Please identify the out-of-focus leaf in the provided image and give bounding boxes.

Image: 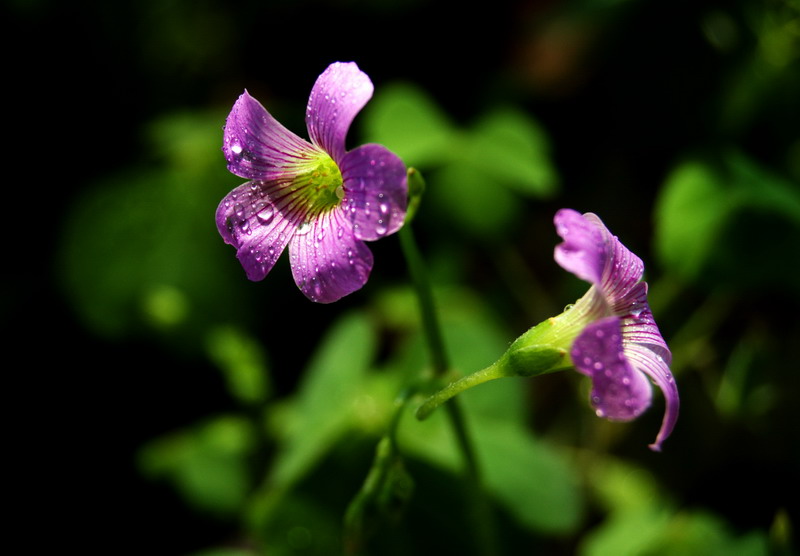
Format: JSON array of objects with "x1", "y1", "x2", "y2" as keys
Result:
[
  {"x1": 467, "y1": 108, "x2": 558, "y2": 197},
  {"x1": 361, "y1": 82, "x2": 456, "y2": 168},
  {"x1": 581, "y1": 457, "x2": 770, "y2": 556},
  {"x1": 654, "y1": 160, "x2": 732, "y2": 281},
  {"x1": 363, "y1": 82, "x2": 559, "y2": 239},
  {"x1": 206, "y1": 325, "x2": 271, "y2": 404},
  {"x1": 138, "y1": 415, "x2": 256, "y2": 516},
  {"x1": 475, "y1": 419, "x2": 583, "y2": 533},
  {"x1": 654, "y1": 151, "x2": 800, "y2": 295},
  {"x1": 430, "y1": 163, "x2": 523, "y2": 239},
  {"x1": 58, "y1": 110, "x2": 247, "y2": 342},
  {"x1": 251, "y1": 311, "x2": 379, "y2": 526},
  {"x1": 580, "y1": 508, "x2": 769, "y2": 556}
]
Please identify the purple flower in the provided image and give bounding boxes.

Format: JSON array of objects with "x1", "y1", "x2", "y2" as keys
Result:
[
  {"x1": 554, "y1": 209, "x2": 679, "y2": 451},
  {"x1": 217, "y1": 62, "x2": 407, "y2": 303}
]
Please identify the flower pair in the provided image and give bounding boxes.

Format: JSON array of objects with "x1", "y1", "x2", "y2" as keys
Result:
[{"x1": 216, "y1": 63, "x2": 678, "y2": 449}]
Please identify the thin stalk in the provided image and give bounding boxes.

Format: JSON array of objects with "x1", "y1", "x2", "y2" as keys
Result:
[{"x1": 398, "y1": 225, "x2": 499, "y2": 556}]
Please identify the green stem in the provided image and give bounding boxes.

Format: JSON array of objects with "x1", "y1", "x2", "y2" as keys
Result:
[
  {"x1": 344, "y1": 387, "x2": 415, "y2": 555},
  {"x1": 397, "y1": 226, "x2": 448, "y2": 375},
  {"x1": 398, "y1": 225, "x2": 499, "y2": 556},
  {"x1": 416, "y1": 362, "x2": 505, "y2": 419}
]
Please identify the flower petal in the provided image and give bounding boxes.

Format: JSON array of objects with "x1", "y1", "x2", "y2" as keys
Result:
[
  {"x1": 224, "y1": 90, "x2": 320, "y2": 180},
  {"x1": 624, "y1": 342, "x2": 679, "y2": 452},
  {"x1": 588, "y1": 212, "x2": 644, "y2": 307},
  {"x1": 340, "y1": 144, "x2": 408, "y2": 241},
  {"x1": 216, "y1": 180, "x2": 301, "y2": 281},
  {"x1": 619, "y1": 284, "x2": 672, "y2": 364},
  {"x1": 306, "y1": 62, "x2": 374, "y2": 162},
  {"x1": 572, "y1": 317, "x2": 653, "y2": 422},
  {"x1": 288, "y1": 209, "x2": 373, "y2": 303},
  {"x1": 554, "y1": 209, "x2": 606, "y2": 285},
  {"x1": 555, "y1": 210, "x2": 645, "y2": 306}
]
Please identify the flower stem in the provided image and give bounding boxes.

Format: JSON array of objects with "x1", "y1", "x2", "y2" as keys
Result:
[
  {"x1": 398, "y1": 224, "x2": 499, "y2": 556},
  {"x1": 416, "y1": 362, "x2": 505, "y2": 419}
]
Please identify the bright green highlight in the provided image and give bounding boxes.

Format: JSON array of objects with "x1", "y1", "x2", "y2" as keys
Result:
[{"x1": 291, "y1": 153, "x2": 344, "y2": 216}]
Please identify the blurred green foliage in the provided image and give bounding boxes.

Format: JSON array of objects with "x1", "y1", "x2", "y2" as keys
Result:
[
  {"x1": 38, "y1": 0, "x2": 800, "y2": 554},
  {"x1": 363, "y1": 82, "x2": 558, "y2": 238}
]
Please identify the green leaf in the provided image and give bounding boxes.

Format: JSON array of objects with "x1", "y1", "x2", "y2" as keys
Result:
[
  {"x1": 654, "y1": 160, "x2": 732, "y2": 281},
  {"x1": 264, "y1": 311, "x2": 378, "y2": 496},
  {"x1": 654, "y1": 151, "x2": 800, "y2": 295},
  {"x1": 474, "y1": 419, "x2": 583, "y2": 533},
  {"x1": 58, "y1": 110, "x2": 247, "y2": 343},
  {"x1": 138, "y1": 415, "x2": 256, "y2": 516},
  {"x1": 466, "y1": 107, "x2": 559, "y2": 197},
  {"x1": 429, "y1": 163, "x2": 523, "y2": 238},
  {"x1": 361, "y1": 82, "x2": 456, "y2": 168},
  {"x1": 206, "y1": 325, "x2": 271, "y2": 404}
]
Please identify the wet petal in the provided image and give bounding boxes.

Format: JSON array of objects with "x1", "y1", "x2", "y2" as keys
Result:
[
  {"x1": 216, "y1": 180, "x2": 303, "y2": 281},
  {"x1": 288, "y1": 209, "x2": 373, "y2": 303},
  {"x1": 554, "y1": 209, "x2": 606, "y2": 286},
  {"x1": 624, "y1": 342, "x2": 679, "y2": 452},
  {"x1": 620, "y1": 304, "x2": 672, "y2": 365},
  {"x1": 224, "y1": 90, "x2": 320, "y2": 180},
  {"x1": 572, "y1": 317, "x2": 653, "y2": 422},
  {"x1": 306, "y1": 62, "x2": 374, "y2": 162},
  {"x1": 340, "y1": 144, "x2": 408, "y2": 241},
  {"x1": 587, "y1": 212, "x2": 644, "y2": 306}
]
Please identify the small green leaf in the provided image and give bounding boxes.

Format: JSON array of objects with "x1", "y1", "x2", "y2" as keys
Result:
[
  {"x1": 361, "y1": 82, "x2": 455, "y2": 167},
  {"x1": 430, "y1": 163, "x2": 523, "y2": 238},
  {"x1": 206, "y1": 325, "x2": 271, "y2": 404},
  {"x1": 655, "y1": 151, "x2": 800, "y2": 294},
  {"x1": 654, "y1": 160, "x2": 732, "y2": 281},
  {"x1": 267, "y1": 311, "x2": 378, "y2": 490},
  {"x1": 466, "y1": 108, "x2": 559, "y2": 197},
  {"x1": 138, "y1": 415, "x2": 256, "y2": 516}
]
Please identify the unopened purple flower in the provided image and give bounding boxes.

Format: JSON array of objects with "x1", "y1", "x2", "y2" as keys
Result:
[
  {"x1": 217, "y1": 62, "x2": 407, "y2": 303},
  {"x1": 554, "y1": 209, "x2": 679, "y2": 451}
]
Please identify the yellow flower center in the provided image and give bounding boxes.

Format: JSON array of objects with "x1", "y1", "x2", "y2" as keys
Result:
[{"x1": 291, "y1": 152, "x2": 345, "y2": 217}]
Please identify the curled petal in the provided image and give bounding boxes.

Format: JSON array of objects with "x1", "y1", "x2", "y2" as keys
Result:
[
  {"x1": 555, "y1": 210, "x2": 644, "y2": 306},
  {"x1": 588, "y1": 212, "x2": 644, "y2": 307},
  {"x1": 224, "y1": 91, "x2": 319, "y2": 181},
  {"x1": 572, "y1": 317, "x2": 653, "y2": 422},
  {"x1": 306, "y1": 62, "x2": 374, "y2": 162},
  {"x1": 216, "y1": 180, "x2": 301, "y2": 281},
  {"x1": 624, "y1": 343, "x2": 679, "y2": 452},
  {"x1": 340, "y1": 144, "x2": 408, "y2": 241},
  {"x1": 288, "y1": 209, "x2": 373, "y2": 303},
  {"x1": 620, "y1": 304, "x2": 673, "y2": 367},
  {"x1": 554, "y1": 209, "x2": 606, "y2": 285}
]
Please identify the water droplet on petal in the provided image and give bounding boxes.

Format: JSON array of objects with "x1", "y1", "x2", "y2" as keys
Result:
[
  {"x1": 593, "y1": 361, "x2": 604, "y2": 371},
  {"x1": 297, "y1": 221, "x2": 311, "y2": 235},
  {"x1": 376, "y1": 220, "x2": 387, "y2": 236},
  {"x1": 256, "y1": 204, "x2": 274, "y2": 224}
]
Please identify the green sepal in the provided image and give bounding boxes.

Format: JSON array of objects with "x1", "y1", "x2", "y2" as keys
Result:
[
  {"x1": 404, "y1": 167, "x2": 426, "y2": 224},
  {"x1": 504, "y1": 344, "x2": 569, "y2": 377}
]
